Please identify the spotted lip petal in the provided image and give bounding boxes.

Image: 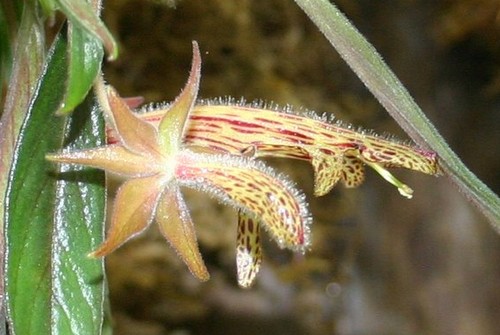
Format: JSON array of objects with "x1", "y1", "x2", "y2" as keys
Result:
[
  {"x1": 185, "y1": 104, "x2": 440, "y2": 196},
  {"x1": 236, "y1": 212, "x2": 262, "y2": 288},
  {"x1": 176, "y1": 151, "x2": 311, "y2": 252},
  {"x1": 310, "y1": 151, "x2": 342, "y2": 196}
]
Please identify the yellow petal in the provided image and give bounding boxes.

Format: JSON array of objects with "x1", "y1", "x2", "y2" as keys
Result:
[
  {"x1": 236, "y1": 212, "x2": 262, "y2": 288},
  {"x1": 95, "y1": 76, "x2": 161, "y2": 156},
  {"x1": 155, "y1": 186, "x2": 209, "y2": 281},
  {"x1": 358, "y1": 140, "x2": 439, "y2": 175},
  {"x1": 90, "y1": 175, "x2": 163, "y2": 257},
  {"x1": 158, "y1": 41, "x2": 201, "y2": 153},
  {"x1": 177, "y1": 151, "x2": 311, "y2": 252},
  {"x1": 133, "y1": 103, "x2": 440, "y2": 196},
  {"x1": 46, "y1": 145, "x2": 160, "y2": 177}
]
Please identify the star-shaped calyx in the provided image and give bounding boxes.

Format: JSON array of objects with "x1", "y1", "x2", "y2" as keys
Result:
[{"x1": 47, "y1": 42, "x2": 311, "y2": 285}]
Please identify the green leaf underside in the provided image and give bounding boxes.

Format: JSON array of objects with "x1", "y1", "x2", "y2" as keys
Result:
[
  {"x1": 5, "y1": 27, "x2": 107, "y2": 335},
  {"x1": 57, "y1": 22, "x2": 103, "y2": 115},
  {"x1": 56, "y1": 0, "x2": 118, "y2": 60}
]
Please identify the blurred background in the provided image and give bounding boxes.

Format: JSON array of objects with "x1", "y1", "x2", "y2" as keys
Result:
[{"x1": 101, "y1": 1, "x2": 500, "y2": 334}]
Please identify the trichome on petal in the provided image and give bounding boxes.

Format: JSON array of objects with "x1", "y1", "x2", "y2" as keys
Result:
[{"x1": 113, "y1": 99, "x2": 440, "y2": 198}]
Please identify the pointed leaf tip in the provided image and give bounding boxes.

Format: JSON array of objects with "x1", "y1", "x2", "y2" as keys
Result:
[{"x1": 57, "y1": 0, "x2": 118, "y2": 60}]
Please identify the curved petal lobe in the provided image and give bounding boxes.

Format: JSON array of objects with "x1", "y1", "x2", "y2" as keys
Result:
[
  {"x1": 311, "y1": 153, "x2": 342, "y2": 196},
  {"x1": 340, "y1": 154, "x2": 365, "y2": 188},
  {"x1": 177, "y1": 152, "x2": 311, "y2": 252}
]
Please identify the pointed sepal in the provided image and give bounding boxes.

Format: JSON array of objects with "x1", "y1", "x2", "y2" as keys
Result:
[
  {"x1": 46, "y1": 145, "x2": 160, "y2": 177},
  {"x1": 156, "y1": 186, "x2": 209, "y2": 281},
  {"x1": 94, "y1": 76, "x2": 160, "y2": 156},
  {"x1": 90, "y1": 175, "x2": 163, "y2": 257},
  {"x1": 158, "y1": 41, "x2": 201, "y2": 153}
]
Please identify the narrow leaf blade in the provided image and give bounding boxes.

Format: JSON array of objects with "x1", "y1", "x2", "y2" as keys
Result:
[{"x1": 294, "y1": 0, "x2": 500, "y2": 226}]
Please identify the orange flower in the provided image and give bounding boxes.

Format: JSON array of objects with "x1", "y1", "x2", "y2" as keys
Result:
[{"x1": 47, "y1": 42, "x2": 311, "y2": 286}]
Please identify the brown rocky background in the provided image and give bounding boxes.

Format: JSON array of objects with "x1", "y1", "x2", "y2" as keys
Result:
[{"x1": 101, "y1": 1, "x2": 500, "y2": 334}]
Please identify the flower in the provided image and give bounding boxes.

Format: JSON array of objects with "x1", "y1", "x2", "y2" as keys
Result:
[
  {"x1": 47, "y1": 42, "x2": 311, "y2": 286},
  {"x1": 113, "y1": 100, "x2": 440, "y2": 200}
]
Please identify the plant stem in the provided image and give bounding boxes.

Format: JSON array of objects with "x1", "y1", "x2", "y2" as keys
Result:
[{"x1": 293, "y1": 0, "x2": 500, "y2": 228}]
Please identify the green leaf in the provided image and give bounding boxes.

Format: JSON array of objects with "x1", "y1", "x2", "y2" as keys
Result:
[
  {"x1": 56, "y1": 22, "x2": 104, "y2": 115},
  {"x1": 56, "y1": 0, "x2": 118, "y2": 60},
  {"x1": 5, "y1": 27, "x2": 108, "y2": 334},
  {"x1": 51, "y1": 94, "x2": 107, "y2": 334},
  {"x1": 0, "y1": 0, "x2": 45, "y2": 318}
]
